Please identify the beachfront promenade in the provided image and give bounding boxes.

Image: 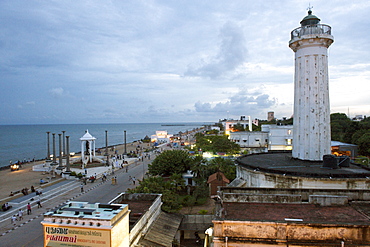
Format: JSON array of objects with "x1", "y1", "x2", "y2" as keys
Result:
[{"x1": 0, "y1": 143, "x2": 170, "y2": 247}]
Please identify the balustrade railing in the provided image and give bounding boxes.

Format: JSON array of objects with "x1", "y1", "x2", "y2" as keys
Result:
[{"x1": 290, "y1": 24, "x2": 332, "y2": 40}]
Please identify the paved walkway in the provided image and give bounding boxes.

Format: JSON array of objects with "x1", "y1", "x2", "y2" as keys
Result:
[{"x1": 0, "y1": 146, "x2": 168, "y2": 246}]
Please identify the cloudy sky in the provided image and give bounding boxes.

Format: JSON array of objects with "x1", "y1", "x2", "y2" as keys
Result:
[{"x1": 1, "y1": 0, "x2": 369, "y2": 125}]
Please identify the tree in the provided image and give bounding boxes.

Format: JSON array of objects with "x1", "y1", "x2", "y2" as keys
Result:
[
  {"x1": 195, "y1": 135, "x2": 240, "y2": 154},
  {"x1": 357, "y1": 132, "x2": 370, "y2": 156},
  {"x1": 232, "y1": 123, "x2": 245, "y2": 132},
  {"x1": 330, "y1": 113, "x2": 351, "y2": 142},
  {"x1": 206, "y1": 157, "x2": 236, "y2": 181},
  {"x1": 148, "y1": 150, "x2": 193, "y2": 176},
  {"x1": 127, "y1": 174, "x2": 186, "y2": 213}
]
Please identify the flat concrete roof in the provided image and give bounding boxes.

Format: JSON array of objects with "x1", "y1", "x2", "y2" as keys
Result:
[
  {"x1": 223, "y1": 202, "x2": 370, "y2": 224},
  {"x1": 44, "y1": 201, "x2": 127, "y2": 220},
  {"x1": 236, "y1": 152, "x2": 370, "y2": 178}
]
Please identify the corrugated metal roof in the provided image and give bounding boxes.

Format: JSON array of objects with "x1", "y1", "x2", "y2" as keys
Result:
[{"x1": 139, "y1": 212, "x2": 182, "y2": 247}]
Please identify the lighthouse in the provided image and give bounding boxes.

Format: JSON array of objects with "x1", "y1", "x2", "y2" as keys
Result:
[{"x1": 289, "y1": 9, "x2": 334, "y2": 161}]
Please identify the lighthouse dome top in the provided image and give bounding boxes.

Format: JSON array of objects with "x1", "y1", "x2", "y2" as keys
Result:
[
  {"x1": 300, "y1": 10, "x2": 321, "y2": 26},
  {"x1": 80, "y1": 130, "x2": 96, "y2": 141}
]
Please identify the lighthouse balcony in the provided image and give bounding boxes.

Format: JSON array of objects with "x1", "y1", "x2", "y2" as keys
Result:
[{"x1": 290, "y1": 24, "x2": 331, "y2": 40}]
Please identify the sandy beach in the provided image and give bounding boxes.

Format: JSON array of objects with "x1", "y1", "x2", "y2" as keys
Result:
[{"x1": 0, "y1": 141, "x2": 154, "y2": 204}]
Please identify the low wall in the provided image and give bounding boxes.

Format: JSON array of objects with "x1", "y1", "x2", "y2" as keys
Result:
[
  {"x1": 223, "y1": 193, "x2": 302, "y2": 203},
  {"x1": 212, "y1": 220, "x2": 370, "y2": 246},
  {"x1": 236, "y1": 165, "x2": 370, "y2": 190},
  {"x1": 220, "y1": 187, "x2": 370, "y2": 202}
]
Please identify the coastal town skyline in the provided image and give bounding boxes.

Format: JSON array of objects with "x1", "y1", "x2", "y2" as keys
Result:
[{"x1": 1, "y1": 1, "x2": 370, "y2": 125}]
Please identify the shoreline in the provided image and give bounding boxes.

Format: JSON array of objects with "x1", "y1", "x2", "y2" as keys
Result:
[
  {"x1": 0, "y1": 140, "x2": 154, "y2": 201},
  {"x1": 0, "y1": 140, "x2": 148, "y2": 171}
]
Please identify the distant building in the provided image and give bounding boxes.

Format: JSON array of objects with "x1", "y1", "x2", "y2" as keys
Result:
[
  {"x1": 267, "y1": 111, "x2": 275, "y2": 121},
  {"x1": 262, "y1": 125, "x2": 293, "y2": 151},
  {"x1": 353, "y1": 115, "x2": 364, "y2": 121},
  {"x1": 229, "y1": 125, "x2": 293, "y2": 153},
  {"x1": 151, "y1": 131, "x2": 172, "y2": 143},
  {"x1": 219, "y1": 116, "x2": 253, "y2": 135},
  {"x1": 207, "y1": 172, "x2": 229, "y2": 196},
  {"x1": 229, "y1": 131, "x2": 268, "y2": 153}
]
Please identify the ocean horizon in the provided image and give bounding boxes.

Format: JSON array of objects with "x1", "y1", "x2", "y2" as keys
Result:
[{"x1": 0, "y1": 122, "x2": 210, "y2": 168}]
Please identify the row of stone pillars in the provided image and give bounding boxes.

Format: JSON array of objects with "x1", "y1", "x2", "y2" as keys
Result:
[
  {"x1": 46, "y1": 130, "x2": 128, "y2": 172},
  {"x1": 46, "y1": 131, "x2": 70, "y2": 173},
  {"x1": 104, "y1": 130, "x2": 128, "y2": 167}
]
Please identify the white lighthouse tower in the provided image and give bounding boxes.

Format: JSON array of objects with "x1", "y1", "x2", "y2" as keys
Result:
[{"x1": 289, "y1": 9, "x2": 334, "y2": 161}]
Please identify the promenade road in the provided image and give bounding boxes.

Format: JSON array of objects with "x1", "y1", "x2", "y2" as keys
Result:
[{"x1": 0, "y1": 149, "x2": 158, "y2": 247}]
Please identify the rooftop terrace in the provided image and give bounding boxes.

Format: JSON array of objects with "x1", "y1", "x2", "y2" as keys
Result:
[{"x1": 236, "y1": 152, "x2": 370, "y2": 178}]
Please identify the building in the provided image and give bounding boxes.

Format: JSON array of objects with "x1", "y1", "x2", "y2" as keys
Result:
[
  {"x1": 150, "y1": 131, "x2": 173, "y2": 143},
  {"x1": 222, "y1": 11, "x2": 370, "y2": 245},
  {"x1": 41, "y1": 201, "x2": 130, "y2": 247},
  {"x1": 220, "y1": 116, "x2": 253, "y2": 135},
  {"x1": 267, "y1": 111, "x2": 275, "y2": 121},
  {"x1": 262, "y1": 125, "x2": 293, "y2": 151},
  {"x1": 212, "y1": 187, "x2": 370, "y2": 246},
  {"x1": 41, "y1": 194, "x2": 184, "y2": 247},
  {"x1": 207, "y1": 172, "x2": 229, "y2": 196},
  {"x1": 229, "y1": 131, "x2": 268, "y2": 153},
  {"x1": 289, "y1": 9, "x2": 334, "y2": 161},
  {"x1": 234, "y1": 152, "x2": 370, "y2": 189},
  {"x1": 229, "y1": 125, "x2": 293, "y2": 153}
]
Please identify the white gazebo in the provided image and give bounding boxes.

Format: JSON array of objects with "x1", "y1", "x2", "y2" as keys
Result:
[{"x1": 80, "y1": 130, "x2": 96, "y2": 165}]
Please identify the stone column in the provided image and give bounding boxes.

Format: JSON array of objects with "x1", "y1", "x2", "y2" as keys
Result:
[
  {"x1": 62, "y1": 131, "x2": 66, "y2": 157},
  {"x1": 51, "y1": 133, "x2": 58, "y2": 165},
  {"x1": 65, "y1": 136, "x2": 71, "y2": 172},
  {"x1": 105, "y1": 130, "x2": 109, "y2": 167},
  {"x1": 89, "y1": 140, "x2": 92, "y2": 163},
  {"x1": 124, "y1": 130, "x2": 127, "y2": 155},
  {"x1": 58, "y1": 133, "x2": 63, "y2": 169},
  {"x1": 46, "y1": 131, "x2": 50, "y2": 160}
]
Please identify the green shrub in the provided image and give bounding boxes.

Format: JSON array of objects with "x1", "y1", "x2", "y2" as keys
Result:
[{"x1": 198, "y1": 209, "x2": 208, "y2": 215}]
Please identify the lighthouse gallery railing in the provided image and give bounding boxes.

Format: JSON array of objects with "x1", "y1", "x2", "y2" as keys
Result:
[{"x1": 290, "y1": 24, "x2": 332, "y2": 40}]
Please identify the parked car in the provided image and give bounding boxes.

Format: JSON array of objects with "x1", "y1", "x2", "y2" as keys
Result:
[{"x1": 10, "y1": 164, "x2": 19, "y2": 171}]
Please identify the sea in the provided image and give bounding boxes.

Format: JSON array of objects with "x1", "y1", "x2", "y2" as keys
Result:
[{"x1": 0, "y1": 122, "x2": 209, "y2": 168}]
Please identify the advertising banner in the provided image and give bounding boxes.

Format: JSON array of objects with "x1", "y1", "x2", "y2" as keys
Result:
[{"x1": 44, "y1": 225, "x2": 111, "y2": 247}]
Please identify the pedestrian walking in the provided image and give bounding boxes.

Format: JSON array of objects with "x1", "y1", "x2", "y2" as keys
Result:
[
  {"x1": 37, "y1": 198, "x2": 42, "y2": 208},
  {"x1": 132, "y1": 177, "x2": 136, "y2": 185},
  {"x1": 18, "y1": 209, "x2": 24, "y2": 221},
  {"x1": 11, "y1": 215, "x2": 17, "y2": 226},
  {"x1": 27, "y1": 203, "x2": 31, "y2": 215},
  {"x1": 80, "y1": 183, "x2": 84, "y2": 193}
]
